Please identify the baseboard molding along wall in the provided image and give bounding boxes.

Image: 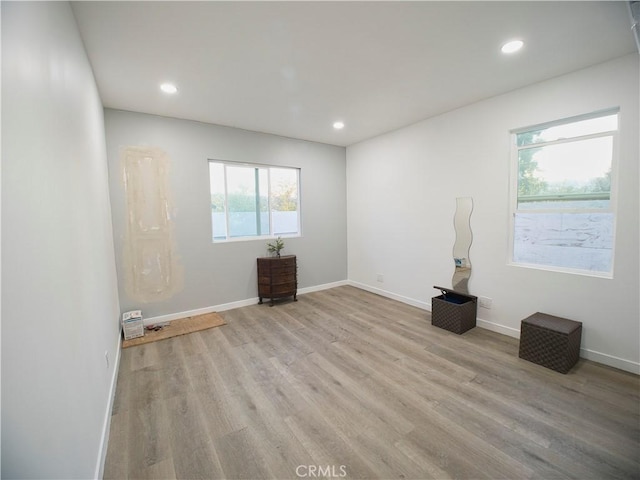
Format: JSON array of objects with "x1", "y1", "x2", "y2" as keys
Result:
[
  {"x1": 297, "y1": 279, "x2": 350, "y2": 295},
  {"x1": 143, "y1": 280, "x2": 351, "y2": 326},
  {"x1": 347, "y1": 280, "x2": 431, "y2": 310},
  {"x1": 95, "y1": 331, "x2": 123, "y2": 480},
  {"x1": 579, "y1": 349, "x2": 640, "y2": 375}
]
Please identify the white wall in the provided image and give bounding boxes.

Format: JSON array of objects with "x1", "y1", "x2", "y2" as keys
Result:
[
  {"x1": 104, "y1": 110, "x2": 347, "y2": 319},
  {"x1": 1, "y1": 3, "x2": 121, "y2": 478},
  {"x1": 347, "y1": 54, "x2": 639, "y2": 373}
]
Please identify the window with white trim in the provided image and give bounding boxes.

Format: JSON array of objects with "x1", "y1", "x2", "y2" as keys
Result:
[
  {"x1": 510, "y1": 110, "x2": 618, "y2": 276},
  {"x1": 209, "y1": 160, "x2": 300, "y2": 242}
]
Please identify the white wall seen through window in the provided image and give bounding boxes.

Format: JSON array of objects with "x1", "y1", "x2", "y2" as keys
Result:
[
  {"x1": 510, "y1": 110, "x2": 619, "y2": 276},
  {"x1": 209, "y1": 160, "x2": 301, "y2": 241}
]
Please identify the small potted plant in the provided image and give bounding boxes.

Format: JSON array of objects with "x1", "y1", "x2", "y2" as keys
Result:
[{"x1": 267, "y1": 236, "x2": 285, "y2": 257}]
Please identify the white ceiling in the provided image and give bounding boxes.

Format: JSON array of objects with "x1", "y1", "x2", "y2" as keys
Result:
[{"x1": 71, "y1": 1, "x2": 637, "y2": 147}]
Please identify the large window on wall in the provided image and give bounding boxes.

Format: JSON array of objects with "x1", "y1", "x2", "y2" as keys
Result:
[
  {"x1": 510, "y1": 110, "x2": 618, "y2": 276},
  {"x1": 209, "y1": 160, "x2": 300, "y2": 242}
]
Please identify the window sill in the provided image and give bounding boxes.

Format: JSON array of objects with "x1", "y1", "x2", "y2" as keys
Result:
[{"x1": 507, "y1": 261, "x2": 613, "y2": 279}]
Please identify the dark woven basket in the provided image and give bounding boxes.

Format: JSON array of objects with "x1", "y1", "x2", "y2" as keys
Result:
[
  {"x1": 431, "y1": 290, "x2": 477, "y2": 334},
  {"x1": 518, "y1": 313, "x2": 582, "y2": 374}
]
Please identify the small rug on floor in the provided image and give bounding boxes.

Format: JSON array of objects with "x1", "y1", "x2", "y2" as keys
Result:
[{"x1": 122, "y1": 312, "x2": 226, "y2": 348}]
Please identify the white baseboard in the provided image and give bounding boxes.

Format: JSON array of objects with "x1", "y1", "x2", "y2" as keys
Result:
[
  {"x1": 143, "y1": 280, "x2": 351, "y2": 326},
  {"x1": 142, "y1": 299, "x2": 253, "y2": 325},
  {"x1": 298, "y1": 279, "x2": 350, "y2": 295},
  {"x1": 347, "y1": 280, "x2": 430, "y2": 310},
  {"x1": 579, "y1": 349, "x2": 640, "y2": 374},
  {"x1": 95, "y1": 331, "x2": 122, "y2": 480},
  {"x1": 476, "y1": 317, "x2": 521, "y2": 338}
]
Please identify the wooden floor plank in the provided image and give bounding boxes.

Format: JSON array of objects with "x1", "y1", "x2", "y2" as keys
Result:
[
  {"x1": 284, "y1": 408, "x2": 378, "y2": 479},
  {"x1": 104, "y1": 285, "x2": 640, "y2": 479},
  {"x1": 165, "y1": 393, "x2": 225, "y2": 479},
  {"x1": 215, "y1": 428, "x2": 273, "y2": 480}
]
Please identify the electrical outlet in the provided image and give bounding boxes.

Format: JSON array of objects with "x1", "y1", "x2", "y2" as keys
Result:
[
  {"x1": 479, "y1": 296, "x2": 492, "y2": 309},
  {"x1": 376, "y1": 274, "x2": 384, "y2": 283},
  {"x1": 105, "y1": 350, "x2": 109, "y2": 369}
]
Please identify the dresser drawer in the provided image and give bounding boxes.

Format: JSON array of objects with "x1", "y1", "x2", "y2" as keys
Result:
[
  {"x1": 270, "y1": 282, "x2": 296, "y2": 296},
  {"x1": 269, "y1": 265, "x2": 296, "y2": 276},
  {"x1": 258, "y1": 257, "x2": 296, "y2": 272}
]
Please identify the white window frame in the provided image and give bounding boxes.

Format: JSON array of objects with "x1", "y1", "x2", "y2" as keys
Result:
[
  {"x1": 508, "y1": 109, "x2": 620, "y2": 278},
  {"x1": 209, "y1": 159, "x2": 302, "y2": 243}
]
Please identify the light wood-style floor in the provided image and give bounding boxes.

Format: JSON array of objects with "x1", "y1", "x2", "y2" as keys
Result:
[{"x1": 104, "y1": 286, "x2": 640, "y2": 479}]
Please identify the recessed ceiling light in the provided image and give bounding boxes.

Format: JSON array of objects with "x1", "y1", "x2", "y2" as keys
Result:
[
  {"x1": 501, "y1": 40, "x2": 524, "y2": 54},
  {"x1": 333, "y1": 121, "x2": 345, "y2": 130},
  {"x1": 160, "y1": 83, "x2": 178, "y2": 94}
]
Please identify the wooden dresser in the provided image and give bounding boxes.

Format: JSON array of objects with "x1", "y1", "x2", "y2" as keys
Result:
[{"x1": 257, "y1": 255, "x2": 297, "y2": 306}]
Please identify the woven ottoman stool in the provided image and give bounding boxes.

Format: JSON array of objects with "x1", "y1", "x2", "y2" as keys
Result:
[
  {"x1": 431, "y1": 286, "x2": 478, "y2": 334},
  {"x1": 518, "y1": 312, "x2": 582, "y2": 374}
]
